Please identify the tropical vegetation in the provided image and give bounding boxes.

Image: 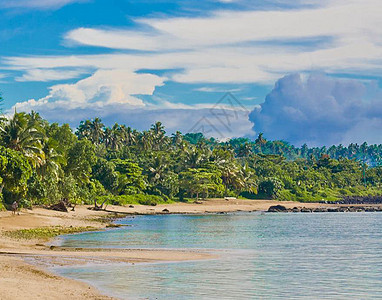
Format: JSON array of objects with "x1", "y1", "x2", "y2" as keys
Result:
[{"x1": 1, "y1": 108, "x2": 382, "y2": 209}]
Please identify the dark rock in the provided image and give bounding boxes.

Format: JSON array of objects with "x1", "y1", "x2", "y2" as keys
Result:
[
  {"x1": 328, "y1": 208, "x2": 340, "y2": 212},
  {"x1": 301, "y1": 208, "x2": 312, "y2": 213},
  {"x1": 268, "y1": 205, "x2": 287, "y2": 212},
  {"x1": 49, "y1": 201, "x2": 68, "y2": 212},
  {"x1": 365, "y1": 207, "x2": 376, "y2": 212},
  {"x1": 162, "y1": 208, "x2": 169, "y2": 213},
  {"x1": 129, "y1": 205, "x2": 134, "y2": 208},
  {"x1": 313, "y1": 207, "x2": 327, "y2": 212}
]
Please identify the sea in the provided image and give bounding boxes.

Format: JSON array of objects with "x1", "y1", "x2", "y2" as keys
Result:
[{"x1": 55, "y1": 212, "x2": 382, "y2": 299}]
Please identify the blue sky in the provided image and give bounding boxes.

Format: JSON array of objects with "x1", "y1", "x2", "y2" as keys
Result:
[{"x1": 1, "y1": 0, "x2": 382, "y2": 145}]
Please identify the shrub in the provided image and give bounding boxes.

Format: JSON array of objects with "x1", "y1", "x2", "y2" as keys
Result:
[{"x1": 258, "y1": 177, "x2": 284, "y2": 199}]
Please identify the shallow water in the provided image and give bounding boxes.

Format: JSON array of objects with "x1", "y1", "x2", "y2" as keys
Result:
[{"x1": 57, "y1": 212, "x2": 382, "y2": 299}]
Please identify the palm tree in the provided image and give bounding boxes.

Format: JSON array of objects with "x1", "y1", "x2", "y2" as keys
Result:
[
  {"x1": 104, "y1": 123, "x2": 122, "y2": 151},
  {"x1": 150, "y1": 121, "x2": 167, "y2": 150},
  {"x1": 120, "y1": 125, "x2": 136, "y2": 146},
  {"x1": 0, "y1": 112, "x2": 44, "y2": 167},
  {"x1": 38, "y1": 139, "x2": 62, "y2": 180},
  {"x1": 138, "y1": 131, "x2": 153, "y2": 151},
  {"x1": 237, "y1": 143, "x2": 252, "y2": 157},
  {"x1": 255, "y1": 133, "x2": 266, "y2": 153},
  {"x1": 185, "y1": 148, "x2": 205, "y2": 168},
  {"x1": 89, "y1": 118, "x2": 105, "y2": 145},
  {"x1": 148, "y1": 155, "x2": 168, "y2": 184},
  {"x1": 171, "y1": 131, "x2": 183, "y2": 146}
]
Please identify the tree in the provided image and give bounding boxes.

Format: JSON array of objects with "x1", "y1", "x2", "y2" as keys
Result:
[
  {"x1": 180, "y1": 168, "x2": 224, "y2": 199},
  {"x1": 66, "y1": 139, "x2": 96, "y2": 182},
  {"x1": 0, "y1": 112, "x2": 44, "y2": 167},
  {"x1": 0, "y1": 146, "x2": 32, "y2": 204},
  {"x1": 113, "y1": 159, "x2": 146, "y2": 194}
]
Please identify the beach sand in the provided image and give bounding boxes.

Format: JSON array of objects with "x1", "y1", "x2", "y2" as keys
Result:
[{"x1": 0, "y1": 199, "x2": 357, "y2": 299}]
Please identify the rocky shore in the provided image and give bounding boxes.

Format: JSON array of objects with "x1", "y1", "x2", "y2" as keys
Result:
[
  {"x1": 320, "y1": 195, "x2": 382, "y2": 205},
  {"x1": 268, "y1": 204, "x2": 382, "y2": 213}
]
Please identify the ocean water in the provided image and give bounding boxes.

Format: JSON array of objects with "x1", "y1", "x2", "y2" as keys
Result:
[{"x1": 56, "y1": 212, "x2": 382, "y2": 299}]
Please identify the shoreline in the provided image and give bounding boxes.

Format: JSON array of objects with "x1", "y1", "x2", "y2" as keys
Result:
[{"x1": 1, "y1": 198, "x2": 381, "y2": 299}]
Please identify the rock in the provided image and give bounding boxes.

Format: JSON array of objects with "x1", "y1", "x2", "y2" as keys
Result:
[
  {"x1": 313, "y1": 207, "x2": 327, "y2": 212},
  {"x1": 129, "y1": 205, "x2": 134, "y2": 208},
  {"x1": 162, "y1": 208, "x2": 169, "y2": 213},
  {"x1": 292, "y1": 207, "x2": 301, "y2": 212},
  {"x1": 268, "y1": 205, "x2": 287, "y2": 212},
  {"x1": 301, "y1": 208, "x2": 312, "y2": 213},
  {"x1": 328, "y1": 208, "x2": 340, "y2": 212},
  {"x1": 49, "y1": 201, "x2": 68, "y2": 212},
  {"x1": 365, "y1": 207, "x2": 376, "y2": 212}
]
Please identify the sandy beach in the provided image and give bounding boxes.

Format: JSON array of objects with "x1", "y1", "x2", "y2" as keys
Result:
[{"x1": 0, "y1": 199, "x2": 364, "y2": 299}]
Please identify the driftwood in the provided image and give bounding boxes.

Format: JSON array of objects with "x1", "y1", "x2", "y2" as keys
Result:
[
  {"x1": 49, "y1": 201, "x2": 68, "y2": 212},
  {"x1": 89, "y1": 198, "x2": 108, "y2": 211}
]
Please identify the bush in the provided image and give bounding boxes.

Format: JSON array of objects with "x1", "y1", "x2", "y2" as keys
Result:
[
  {"x1": 277, "y1": 189, "x2": 297, "y2": 201},
  {"x1": 258, "y1": 177, "x2": 284, "y2": 199}
]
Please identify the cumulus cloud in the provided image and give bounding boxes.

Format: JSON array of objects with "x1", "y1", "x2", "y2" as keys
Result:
[
  {"x1": 13, "y1": 69, "x2": 165, "y2": 111},
  {"x1": 249, "y1": 73, "x2": 382, "y2": 146}
]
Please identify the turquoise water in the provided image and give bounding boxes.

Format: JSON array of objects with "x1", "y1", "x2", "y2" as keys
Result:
[{"x1": 57, "y1": 213, "x2": 382, "y2": 299}]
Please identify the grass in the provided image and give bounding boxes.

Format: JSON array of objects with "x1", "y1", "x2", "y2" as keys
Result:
[
  {"x1": 89, "y1": 213, "x2": 128, "y2": 223},
  {"x1": 3, "y1": 226, "x2": 97, "y2": 240}
]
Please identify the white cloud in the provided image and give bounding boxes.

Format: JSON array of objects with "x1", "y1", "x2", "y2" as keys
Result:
[
  {"x1": 3, "y1": 0, "x2": 382, "y2": 141},
  {"x1": 13, "y1": 69, "x2": 165, "y2": 112},
  {"x1": 4, "y1": 0, "x2": 382, "y2": 85},
  {"x1": 249, "y1": 73, "x2": 382, "y2": 146},
  {"x1": 0, "y1": 0, "x2": 85, "y2": 9},
  {"x1": 66, "y1": 0, "x2": 382, "y2": 51},
  {"x1": 15, "y1": 68, "x2": 87, "y2": 82},
  {"x1": 194, "y1": 87, "x2": 242, "y2": 93}
]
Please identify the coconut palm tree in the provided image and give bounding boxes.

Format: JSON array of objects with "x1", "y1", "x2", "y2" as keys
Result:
[
  {"x1": 138, "y1": 131, "x2": 153, "y2": 151},
  {"x1": 0, "y1": 112, "x2": 44, "y2": 167},
  {"x1": 255, "y1": 133, "x2": 267, "y2": 153},
  {"x1": 104, "y1": 123, "x2": 122, "y2": 151},
  {"x1": 38, "y1": 139, "x2": 62, "y2": 180},
  {"x1": 89, "y1": 118, "x2": 105, "y2": 145}
]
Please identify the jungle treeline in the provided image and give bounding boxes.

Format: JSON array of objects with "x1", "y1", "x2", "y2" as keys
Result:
[{"x1": 1, "y1": 110, "x2": 382, "y2": 210}]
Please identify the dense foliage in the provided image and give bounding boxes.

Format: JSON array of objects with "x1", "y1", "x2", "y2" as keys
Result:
[{"x1": 0, "y1": 110, "x2": 382, "y2": 209}]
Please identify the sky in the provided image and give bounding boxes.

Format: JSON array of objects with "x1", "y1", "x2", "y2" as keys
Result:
[{"x1": 1, "y1": 0, "x2": 382, "y2": 146}]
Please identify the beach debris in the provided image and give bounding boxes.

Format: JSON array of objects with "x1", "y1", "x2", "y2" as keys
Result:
[{"x1": 49, "y1": 201, "x2": 68, "y2": 212}]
